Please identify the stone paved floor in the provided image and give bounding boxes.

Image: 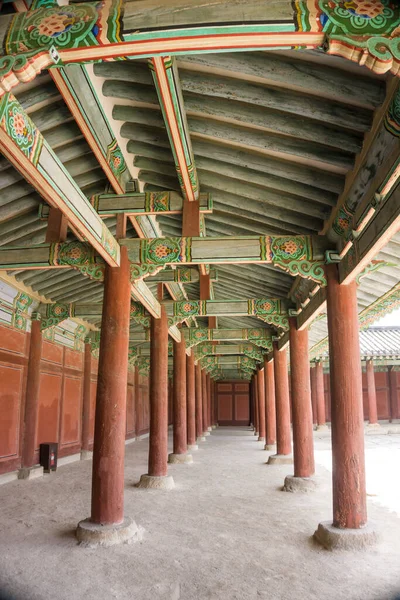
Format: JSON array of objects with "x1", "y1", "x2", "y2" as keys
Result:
[{"x1": 1, "y1": 427, "x2": 400, "y2": 600}]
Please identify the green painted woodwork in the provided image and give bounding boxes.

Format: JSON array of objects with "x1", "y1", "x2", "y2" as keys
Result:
[
  {"x1": 149, "y1": 56, "x2": 199, "y2": 202},
  {"x1": 87, "y1": 191, "x2": 211, "y2": 216},
  {"x1": 0, "y1": 94, "x2": 120, "y2": 267},
  {"x1": 50, "y1": 64, "x2": 130, "y2": 193},
  {"x1": 4, "y1": 0, "x2": 122, "y2": 54},
  {"x1": 183, "y1": 328, "x2": 273, "y2": 350},
  {"x1": 121, "y1": 235, "x2": 329, "y2": 285},
  {"x1": 339, "y1": 186, "x2": 400, "y2": 284},
  {"x1": 194, "y1": 343, "x2": 264, "y2": 362}
]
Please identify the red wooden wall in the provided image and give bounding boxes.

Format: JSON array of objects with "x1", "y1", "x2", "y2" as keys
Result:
[
  {"x1": 216, "y1": 381, "x2": 250, "y2": 425},
  {"x1": 0, "y1": 324, "x2": 150, "y2": 475},
  {"x1": 323, "y1": 368, "x2": 400, "y2": 423}
]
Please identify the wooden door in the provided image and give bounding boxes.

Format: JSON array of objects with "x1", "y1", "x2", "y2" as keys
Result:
[{"x1": 217, "y1": 382, "x2": 250, "y2": 426}]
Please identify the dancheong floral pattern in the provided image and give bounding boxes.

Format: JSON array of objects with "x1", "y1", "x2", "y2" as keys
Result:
[
  {"x1": 106, "y1": 139, "x2": 127, "y2": 183},
  {"x1": 5, "y1": 0, "x2": 123, "y2": 53},
  {"x1": 296, "y1": 0, "x2": 400, "y2": 35},
  {"x1": 0, "y1": 94, "x2": 43, "y2": 165},
  {"x1": 318, "y1": 1, "x2": 400, "y2": 34}
]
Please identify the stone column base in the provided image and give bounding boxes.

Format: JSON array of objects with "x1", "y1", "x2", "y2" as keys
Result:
[
  {"x1": 197, "y1": 436, "x2": 206, "y2": 443},
  {"x1": 80, "y1": 450, "x2": 93, "y2": 461},
  {"x1": 267, "y1": 454, "x2": 293, "y2": 465},
  {"x1": 254, "y1": 431, "x2": 259, "y2": 437},
  {"x1": 314, "y1": 521, "x2": 378, "y2": 550},
  {"x1": 207, "y1": 427, "x2": 213, "y2": 432},
  {"x1": 258, "y1": 436, "x2": 265, "y2": 442},
  {"x1": 168, "y1": 453, "x2": 193, "y2": 464},
  {"x1": 212, "y1": 425, "x2": 217, "y2": 430},
  {"x1": 187, "y1": 444, "x2": 199, "y2": 451},
  {"x1": 283, "y1": 475, "x2": 318, "y2": 493},
  {"x1": 18, "y1": 465, "x2": 44, "y2": 480},
  {"x1": 135, "y1": 474, "x2": 175, "y2": 490},
  {"x1": 316, "y1": 424, "x2": 329, "y2": 432},
  {"x1": 264, "y1": 443, "x2": 276, "y2": 451},
  {"x1": 203, "y1": 431, "x2": 210, "y2": 437},
  {"x1": 76, "y1": 517, "x2": 141, "y2": 548}
]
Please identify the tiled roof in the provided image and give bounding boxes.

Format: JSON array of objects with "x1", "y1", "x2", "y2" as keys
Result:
[{"x1": 359, "y1": 327, "x2": 400, "y2": 359}]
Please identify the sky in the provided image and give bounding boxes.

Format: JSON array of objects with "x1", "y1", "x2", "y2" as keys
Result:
[{"x1": 373, "y1": 307, "x2": 400, "y2": 327}]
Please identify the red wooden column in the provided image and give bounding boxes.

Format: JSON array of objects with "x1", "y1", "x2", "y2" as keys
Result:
[
  {"x1": 316, "y1": 361, "x2": 329, "y2": 431},
  {"x1": 267, "y1": 343, "x2": 292, "y2": 465},
  {"x1": 77, "y1": 248, "x2": 139, "y2": 545},
  {"x1": 137, "y1": 306, "x2": 175, "y2": 489},
  {"x1": 257, "y1": 368, "x2": 266, "y2": 442},
  {"x1": 207, "y1": 375, "x2": 214, "y2": 429},
  {"x1": 186, "y1": 352, "x2": 198, "y2": 450},
  {"x1": 366, "y1": 359, "x2": 379, "y2": 427},
  {"x1": 264, "y1": 357, "x2": 276, "y2": 450},
  {"x1": 195, "y1": 363, "x2": 205, "y2": 442},
  {"x1": 314, "y1": 265, "x2": 374, "y2": 550},
  {"x1": 81, "y1": 338, "x2": 92, "y2": 459},
  {"x1": 169, "y1": 338, "x2": 192, "y2": 464},
  {"x1": 19, "y1": 315, "x2": 43, "y2": 478},
  {"x1": 253, "y1": 374, "x2": 259, "y2": 436},
  {"x1": 310, "y1": 366, "x2": 318, "y2": 428},
  {"x1": 283, "y1": 320, "x2": 315, "y2": 492},
  {"x1": 202, "y1": 369, "x2": 210, "y2": 435}
]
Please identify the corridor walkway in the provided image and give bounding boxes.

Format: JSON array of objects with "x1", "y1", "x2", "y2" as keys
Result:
[{"x1": 1, "y1": 429, "x2": 400, "y2": 600}]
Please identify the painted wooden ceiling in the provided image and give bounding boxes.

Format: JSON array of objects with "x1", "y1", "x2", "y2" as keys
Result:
[{"x1": 0, "y1": 44, "x2": 399, "y2": 368}]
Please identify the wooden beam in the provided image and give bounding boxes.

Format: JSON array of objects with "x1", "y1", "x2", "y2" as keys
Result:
[
  {"x1": 50, "y1": 65, "x2": 131, "y2": 194},
  {"x1": 163, "y1": 298, "x2": 289, "y2": 331},
  {"x1": 0, "y1": 242, "x2": 106, "y2": 279},
  {"x1": 39, "y1": 191, "x2": 212, "y2": 218},
  {"x1": 194, "y1": 343, "x2": 264, "y2": 362},
  {"x1": 325, "y1": 80, "x2": 400, "y2": 238},
  {"x1": 149, "y1": 56, "x2": 199, "y2": 202},
  {"x1": 182, "y1": 328, "x2": 273, "y2": 349},
  {"x1": 0, "y1": 1, "x2": 399, "y2": 102},
  {"x1": 339, "y1": 186, "x2": 400, "y2": 285},
  {"x1": 121, "y1": 235, "x2": 330, "y2": 285},
  {"x1": 0, "y1": 93, "x2": 120, "y2": 267},
  {"x1": 200, "y1": 355, "x2": 257, "y2": 371}
]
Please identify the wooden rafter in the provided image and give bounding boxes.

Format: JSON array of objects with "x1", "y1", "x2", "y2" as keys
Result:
[
  {"x1": 0, "y1": 93, "x2": 120, "y2": 267},
  {"x1": 149, "y1": 56, "x2": 199, "y2": 203}
]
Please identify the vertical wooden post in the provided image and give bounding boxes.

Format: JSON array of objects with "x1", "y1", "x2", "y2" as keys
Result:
[
  {"x1": 257, "y1": 368, "x2": 266, "y2": 442},
  {"x1": 264, "y1": 357, "x2": 276, "y2": 450},
  {"x1": 186, "y1": 352, "x2": 197, "y2": 450},
  {"x1": 315, "y1": 265, "x2": 367, "y2": 543},
  {"x1": 195, "y1": 363, "x2": 205, "y2": 442},
  {"x1": 201, "y1": 369, "x2": 210, "y2": 435},
  {"x1": 254, "y1": 374, "x2": 259, "y2": 436},
  {"x1": 310, "y1": 366, "x2": 318, "y2": 428},
  {"x1": 267, "y1": 344, "x2": 292, "y2": 465},
  {"x1": 20, "y1": 315, "x2": 43, "y2": 475},
  {"x1": 81, "y1": 339, "x2": 92, "y2": 458},
  {"x1": 366, "y1": 359, "x2": 379, "y2": 427},
  {"x1": 77, "y1": 248, "x2": 139, "y2": 545},
  {"x1": 137, "y1": 306, "x2": 175, "y2": 489},
  {"x1": 169, "y1": 338, "x2": 192, "y2": 463},
  {"x1": 283, "y1": 319, "x2": 315, "y2": 491},
  {"x1": 207, "y1": 374, "x2": 214, "y2": 428},
  {"x1": 250, "y1": 376, "x2": 255, "y2": 428},
  {"x1": 388, "y1": 366, "x2": 398, "y2": 422},
  {"x1": 45, "y1": 207, "x2": 68, "y2": 243},
  {"x1": 316, "y1": 361, "x2": 328, "y2": 430}
]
